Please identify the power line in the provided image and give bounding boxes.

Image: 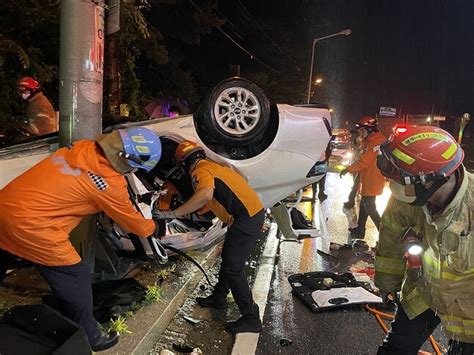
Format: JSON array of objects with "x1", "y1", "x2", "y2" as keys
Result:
[
  {"x1": 236, "y1": 0, "x2": 302, "y2": 71},
  {"x1": 214, "y1": 8, "x2": 247, "y2": 42},
  {"x1": 190, "y1": 0, "x2": 278, "y2": 72},
  {"x1": 237, "y1": 0, "x2": 287, "y2": 56}
]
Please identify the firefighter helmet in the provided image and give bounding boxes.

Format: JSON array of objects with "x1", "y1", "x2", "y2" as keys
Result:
[
  {"x1": 377, "y1": 125, "x2": 463, "y2": 185},
  {"x1": 355, "y1": 116, "x2": 377, "y2": 129},
  {"x1": 17, "y1": 77, "x2": 40, "y2": 91},
  {"x1": 174, "y1": 140, "x2": 206, "y2": 168},
  {"x1": 118, "y1": 127, "x2": 162, "y2": 172}
]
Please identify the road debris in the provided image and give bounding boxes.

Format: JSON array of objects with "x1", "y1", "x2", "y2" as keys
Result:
[
  {"x1": 279, "y1": 338, "x2": 293, "y2": 346},
  {"x1": 172, "y1": 343, "x2": 194, "y2": 353},
  {"x1": 183, "y1": 315, "x2": 202, "y2": 325}
]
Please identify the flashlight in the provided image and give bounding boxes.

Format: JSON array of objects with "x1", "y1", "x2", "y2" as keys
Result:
[{"x1": 401, "y1": 227, "x2": 423, "y2": 269}]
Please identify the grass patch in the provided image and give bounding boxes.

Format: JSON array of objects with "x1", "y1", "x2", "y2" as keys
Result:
[
  {"x1": 156, "y1": 268, "x2": 173, "y2": 281},
  {"x1": 143, "y1": 284, "x2": 162, "y2": 305},
  {"x1": 107, "y1": 315, "x2": 132, "y2": 335},
  {"x1": 155, "y1": 264, "x2": 176, "y2": 282}
]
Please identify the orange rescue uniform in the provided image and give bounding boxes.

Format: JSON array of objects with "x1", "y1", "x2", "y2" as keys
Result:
[
  {"x1": 0, "y1": 140, "x2": 155, "y2": 266},
  {"x1": 24, "y1": 92, "x2": 58, "y2": 135},
  {"x1": 347, "y1": 131, "x2": 386, "y2": 196},
  {"x1": 191, "y1": 160, "x2": 263, "y2": 225}
]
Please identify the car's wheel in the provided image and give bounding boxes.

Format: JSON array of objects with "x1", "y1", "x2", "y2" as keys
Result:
[{"x1": 197, "y1": 77, "x2": 270, "y2": 146}]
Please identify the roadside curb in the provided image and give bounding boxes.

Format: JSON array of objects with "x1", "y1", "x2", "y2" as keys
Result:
[{"x1": 102, "y1": 244, "x2": 222, "y2": 355}]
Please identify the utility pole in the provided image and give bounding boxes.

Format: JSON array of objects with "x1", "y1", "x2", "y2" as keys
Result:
[
  {"x1": 58, "y1": 0, "x2": 106, "y2": 270},
  {"x1": 59, "y1": 0, "x2": 105, "y2": 147}
]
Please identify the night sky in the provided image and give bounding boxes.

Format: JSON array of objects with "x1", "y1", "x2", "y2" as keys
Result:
[{"x1": 192, "y1": 0, "x2": 474, "y2": 128}]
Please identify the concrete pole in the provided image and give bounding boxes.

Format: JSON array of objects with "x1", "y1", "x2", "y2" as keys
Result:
[
  {"x1": 306, "y1": 39, "x2": 317, "y2": 104},
  {"x1": 59, "y1": 0, "x2": 106, "y2": 271},
  {"x1": 59, "y1": 0, "x2": 105, "y2": 147}
]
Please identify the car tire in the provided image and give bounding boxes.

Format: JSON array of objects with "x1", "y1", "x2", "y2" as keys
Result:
[{"x1": 197, "y1": 77, "x2": 270, "y2": 146}]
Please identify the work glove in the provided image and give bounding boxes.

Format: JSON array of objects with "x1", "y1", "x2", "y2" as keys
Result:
[
  {"x1": 379, "y1": 291, "x2": 397, "y2": 310},
  {"x1": 152, "y1": 209, "x2": 177, "y2": 220},
  {"x1": 339, "y1": 168, "x2": 349, "y2": 178}
]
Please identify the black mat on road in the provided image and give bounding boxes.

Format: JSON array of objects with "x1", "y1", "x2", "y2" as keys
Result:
[{"x1": 288, "y1": 271, "x2": 365, "y2": 313}]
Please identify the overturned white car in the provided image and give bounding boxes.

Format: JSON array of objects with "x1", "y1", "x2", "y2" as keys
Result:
[{"x1": 0, "y1": 78, "x2": 332, "y2": 268}]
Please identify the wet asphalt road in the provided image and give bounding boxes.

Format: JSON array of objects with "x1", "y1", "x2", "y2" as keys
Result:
[
  {"x1": 152, "y1": 172, "x2": 448, "y2": 354},
  {"x1": 256, "y1": 172, "x2": 447, "y2": 355},
  {"x1": 256, "y1": 172, "x2": 388, "y2": 354}
]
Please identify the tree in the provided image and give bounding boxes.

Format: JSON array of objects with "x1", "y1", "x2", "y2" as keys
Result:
[{"x1": 0, "y1": 0, "x2": 59, "y2": 136}]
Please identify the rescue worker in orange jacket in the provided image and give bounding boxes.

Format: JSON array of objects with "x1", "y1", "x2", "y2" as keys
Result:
[
  {"x1": 340, "y1": 116, "x2": 386, "y2": 239},
  {"x1": 16, "y1": 77, "x2": 58, "y2": 136},
  {"x1": 0, "y1": 127, "x2": 161, "y2": 351},
  {"x1": 374, "y1": 125, "x2": 473, "y2": 354},
  {"x1": 154, "y1": 141, "x2": 265, "y2": 334}
]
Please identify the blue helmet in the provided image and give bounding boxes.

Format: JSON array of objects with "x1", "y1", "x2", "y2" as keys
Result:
[{"x1": 118, "y1": 127, "x2": 162, "y2": 172}]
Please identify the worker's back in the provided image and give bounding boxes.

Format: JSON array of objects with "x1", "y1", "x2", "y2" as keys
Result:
[{"x1": 192, "y1": 160, "x2": 263, "y2": 224}]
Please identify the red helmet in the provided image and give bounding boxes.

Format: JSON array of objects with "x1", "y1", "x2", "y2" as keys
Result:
[
  {"x1": 174, "y1": 140, "x2": 206, "y2": 167},
  {"x1": 17, "y1": 77, "x2": 40, "y2": 90},
  {"x1": 355, "y1": 116, "x2": 377, "y2": 129},
  {"x1": 377, "y1": 125, "x2": 464, "y2": 185}
]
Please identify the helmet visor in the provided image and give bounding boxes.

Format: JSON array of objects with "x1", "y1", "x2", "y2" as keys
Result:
[{"x1": 377, "y1": 142, "x2": 404, "y2": 182}]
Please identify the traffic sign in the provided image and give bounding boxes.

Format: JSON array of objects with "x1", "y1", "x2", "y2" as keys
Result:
[{"x1": 379, "y1": 106, "x2": 397, "y2": 117}]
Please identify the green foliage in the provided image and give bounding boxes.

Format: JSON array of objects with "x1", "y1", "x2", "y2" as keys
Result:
[
  {"x1": 0, "y1": 0, "x2": 259, "y2": 136},
  {"x1": 0, "y1": 1, "x2": 60, "y2": 135},
  {"x1": 107, "y1": 315, "x2": 132, "y2": 334},
  {"x1": 108, "y1": 0, "x2": 169, "y2": 119},
  {"x1": 155, "y1": 264, "x2": 175, "y2": 282},
  {"x1": 143, "y1": 284, "x2": 162, "y2": 305}
]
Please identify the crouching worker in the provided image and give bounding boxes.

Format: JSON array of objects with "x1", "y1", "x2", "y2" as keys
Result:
[
  {"x1": 0, "y1": 127, "x2": 161, "y2": 352},
  {"x1": 374, "y1": 126, "x2": 474, "y2": 354},
  {"x1": 153, "y1": 141, "x2": 264, "y2": 334}
]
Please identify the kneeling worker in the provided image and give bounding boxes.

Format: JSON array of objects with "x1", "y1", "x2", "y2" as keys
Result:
[
  {"x1": 0, "y1": 127, "x2": 161, "y2": 351},
  {"x1": 154, "y1": 140, "x2": 264, "y2": 333}
]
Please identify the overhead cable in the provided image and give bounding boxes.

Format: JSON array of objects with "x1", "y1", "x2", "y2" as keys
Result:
[
  {"x1": 189, "y1": 0, "x2": 278, "y2": 72},
  {"x1": 236, "y1": 0, "x2": 302, "y2": 71}
]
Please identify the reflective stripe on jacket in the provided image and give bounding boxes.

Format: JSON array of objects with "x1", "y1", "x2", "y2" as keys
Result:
[
  {"x1": 374, "y1": 166, "x2": 474, "y2": 342},
  {"x1": 0, "y1": 140, "x2": 155, "y2": 266}
]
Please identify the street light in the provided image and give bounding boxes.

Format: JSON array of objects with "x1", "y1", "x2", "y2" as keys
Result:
[
  {"x1": 306, "y1": 29, "x2": 352, "y2": 104},
  {"x1": 311, "y1": 77, "x2": 323, "y2": 97}
]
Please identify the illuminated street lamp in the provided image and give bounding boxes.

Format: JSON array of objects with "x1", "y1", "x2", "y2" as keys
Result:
[
  {"x1": 306, "y1": 29, "x2": 352, "y2": 104},
  {"x1": 311, "y1": 77, "x2": 323, "y2": 97}
]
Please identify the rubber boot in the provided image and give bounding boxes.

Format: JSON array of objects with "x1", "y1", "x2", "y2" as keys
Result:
[
  {"x1": 225, "y1": 304, "x2": 262, "y2": 334},
  {"x1": 196, "y1": 294, "x2": 227, "y2": 309},
  {"x1": 90, "y1": 331, "x2": 119, "y2": 352}
]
